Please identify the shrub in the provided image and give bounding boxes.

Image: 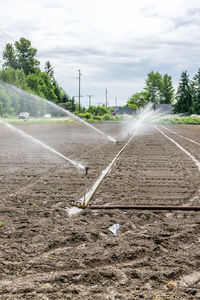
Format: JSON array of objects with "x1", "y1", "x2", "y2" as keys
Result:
[
  {"x1": 102, "y1": 113, "x2": 113, "y2": 120},
  {"x1": 77, "y1": 112, "x2": 92, "y2": 120},
  {"x1": 92, "y1": 115, "x2": 103, "y2": 121}
]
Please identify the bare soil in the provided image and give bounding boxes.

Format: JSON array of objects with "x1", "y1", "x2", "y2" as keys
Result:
[{"x1": 0, "y1": 122, "x2": 200, "y2": 299}]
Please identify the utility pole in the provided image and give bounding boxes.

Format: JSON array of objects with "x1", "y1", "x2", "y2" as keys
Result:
[
  {"x1": 105, "y1": 88, "x2": 108, "y2": 108},
  {"x1": 78, "y1": 69, "x2": 81, "y2": 113},
  {"x1": 87, "y1": 95, "x2": 93, "y2": 107},
  {"x1": 115, "y1": 97, "x2": 117, "y2": 107}
]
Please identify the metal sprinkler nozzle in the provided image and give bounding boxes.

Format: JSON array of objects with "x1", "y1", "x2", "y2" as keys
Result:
[
  {"x1": 83, "y1": 167, "x2": 89, "y2": 205},
  {"x1": 85, "y1": 166, "x2": 89, "y2": 176}
]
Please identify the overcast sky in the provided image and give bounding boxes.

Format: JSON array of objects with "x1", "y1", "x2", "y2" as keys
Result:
[{"x1": 1, "y1": 0, "x2": 200, "y2": 106}]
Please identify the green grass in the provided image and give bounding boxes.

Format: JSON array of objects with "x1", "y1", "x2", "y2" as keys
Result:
[
  {"x1": 156, "y1": 116, "x2": 200, "y2": 125},
  {"x1": 2, "y1": 115, "x2": 200, "y2": 125},
  {"x1": 0, "y1": 117, "x2": 74, "y2": 124}
]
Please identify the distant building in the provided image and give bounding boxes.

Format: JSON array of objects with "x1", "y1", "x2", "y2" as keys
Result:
[
  {"x1": 114, "y1": 105, "x2": 136, "y2": 115},
  {"x1": 154, "y1": 104, "x2": 173, "y2": 114},
  {"x1": 114, "y1": 103, "x2": 174, "y2": 115}
]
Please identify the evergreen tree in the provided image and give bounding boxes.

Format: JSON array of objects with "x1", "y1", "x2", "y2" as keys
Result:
[
  {"x1": 61, "y1": 96, "x2": 76, "y2": 112},
  {"x1": 45, "y1": 60, "x2": 54, "y2": 81},
  {"x1": 2, "y1": 43, "x2": 18, "y2": 69},
  {"x1": 161, "y1": 74, "x2": 174, "y2": 104},
  {"x1": 174, "y1": 71, "x2": 192, "y2": 114},
  {"x1": 53, "y1": 81, "x2": 63, "y2": 103},
  {"x1": 191, "y1": 69, "x2": 200, "y2": 114}
]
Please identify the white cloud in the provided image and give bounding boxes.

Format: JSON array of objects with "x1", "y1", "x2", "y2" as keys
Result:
[{"x1": 1, "y1": 0, "x2": 200, "y2": 105}]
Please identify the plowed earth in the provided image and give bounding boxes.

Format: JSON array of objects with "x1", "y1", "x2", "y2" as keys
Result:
[{"x1": 0, "y1": 122, "x2": 200, "y2": 299}]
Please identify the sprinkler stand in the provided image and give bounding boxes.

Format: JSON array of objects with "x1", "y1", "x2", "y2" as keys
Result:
[{"x1": 83, "y1": 167, "x2": 89, "y2": 205}]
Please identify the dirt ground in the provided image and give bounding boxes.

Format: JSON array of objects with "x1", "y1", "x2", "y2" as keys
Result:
[{"x1": 0, "y1": 122, "x2": 200, "y2": 299}]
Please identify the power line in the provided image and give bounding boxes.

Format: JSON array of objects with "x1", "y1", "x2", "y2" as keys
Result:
[
  {"x1": 0, "y1": 28, "x2": 15, "y2": 42},
  {"x1": 0, "y1": 27, "x2": 126, "y2": 106}
]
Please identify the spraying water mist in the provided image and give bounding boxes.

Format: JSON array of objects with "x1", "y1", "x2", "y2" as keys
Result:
[
  {"x1": 0, "y1": 120, "x2": 85, "y2": 170},
  {"x1": 0, "y1": 81, "x2": 116, "y2": 142},
  {"x1": 122, "y1": 103, "x2": 168, "y2": 137},
  {"x1": 69, "y1": 103, "x2": 171, "y2": 214}
]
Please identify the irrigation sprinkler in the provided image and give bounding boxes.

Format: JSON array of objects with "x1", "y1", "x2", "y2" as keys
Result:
[
  {"x1": 83, "y1": 167, "x2": 89, "y2": 205},
  {"x1": 70, "y1": 202, "x2": 200, "y2": 211}
]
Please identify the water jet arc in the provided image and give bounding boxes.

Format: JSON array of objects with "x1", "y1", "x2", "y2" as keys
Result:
[
  {"x1": 1, "y1": 121, "x2": 85, "y2": 170},
  {"x1": 82, "y1": 133, "x2": 136, "y2": 206}
]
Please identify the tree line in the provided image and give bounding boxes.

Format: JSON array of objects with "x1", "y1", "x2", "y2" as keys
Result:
[
  {"x1": 0, "y1": 37, "x2": 78, "y2": 116},
  {"x1": 0, "y1": 37, "x2": 200, "y2": 117},
  {"x1": 127, "y1": 70, "x2": 200, "y2": 115}
]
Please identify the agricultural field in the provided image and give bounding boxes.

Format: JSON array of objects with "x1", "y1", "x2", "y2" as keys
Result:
[{"x1": 0, "y1": 122, "x2": 200, "y2": 299}]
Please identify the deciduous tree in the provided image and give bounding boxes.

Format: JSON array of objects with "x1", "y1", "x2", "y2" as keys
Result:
[{"x1": 14, "y1": 37, "x2": 40, "y2": 75}]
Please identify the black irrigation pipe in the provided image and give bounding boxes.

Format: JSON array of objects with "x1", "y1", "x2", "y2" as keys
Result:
[{"x1": 88, "y1": 205, "x2": 200, "y2": 211}]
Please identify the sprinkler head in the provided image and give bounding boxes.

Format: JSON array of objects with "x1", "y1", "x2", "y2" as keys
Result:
[
  {"x1": 116, "y1": 140, "x2": 119, "y2": 145},
  {"x1": 85, "y1": 166, "x2": 89, "y2": 176}
]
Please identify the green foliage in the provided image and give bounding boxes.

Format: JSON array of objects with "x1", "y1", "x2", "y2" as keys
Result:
[
  {"x1": 145, "y1": 71, "x2": 174, "y2": 104},
  {"x1": 174, "y1": 71, "x2": 192, "y2": 114},
  {"x1": 86, "y1": 105, "x2": 110, "y2": 116},
  {"x1": 0, "y1": 67, "x2": 28, "y2": 89},
  {"x1": 127, "y1": 103, "x2": 137, "y2": 110},
  {"x1": 128, "y1": 91, "x2": 148, "y2": 108},
  {"x1": 0, "y1": 37, "x2": 72, "y2": 115},
  {"x1": 0, "y1": 85, "x2": 14, "y2": 115},
  {"x1": 45, "y1": 60, "x2": 54, "y2": 81},
  {"x1": 60, "y1": 96, "x2": 76, "y2": 112},
  {"x1": 145, "y1": 71, "x2": 163, "y2": 103},
  {"x1": 0, "y1": 101, "x2": 4, "y2": 115},
  {"x1": 128, "y1": 72, "x2": 174, "y2": 109},
  {"x1": 3, "y1": 43, "x2": 18, "y2": 69},
  {"x1": 92, "y1": 115, "x2": 103, "y2": 121},
  {"x1": 14, "y1": 37, "x2": 40, "y2": 75},
  {"x1": 157, "y1": 116, "x2": 200, "y2": 124},
  {"x1": 161, "y1": 74, "x2": 174, "y2": 104},
  {"x1": 191, "y1": 69, "x2": 200, "y2": 114},
  {"x1": 103, "y1": 113, "x2": 114, "y2": 120},
  {"x1": 79, "y1": 112, "x2": 92, "y2": 119}
]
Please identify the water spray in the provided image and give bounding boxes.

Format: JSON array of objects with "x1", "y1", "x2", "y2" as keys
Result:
[
  {"x1": 2, "y1": 121, "x2": 85, "y2": 170},
  {"x1": 0, "y1": 82, "x2": 116, "y2": 143},
  {"x1": 70, "y1": 104, "x2": 200, "y2": 212},
  {"x1": 70, "y1": 132, "x2": 136, "y2": 208}
]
